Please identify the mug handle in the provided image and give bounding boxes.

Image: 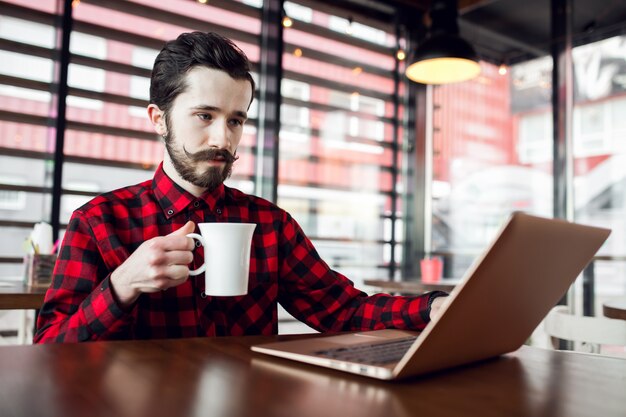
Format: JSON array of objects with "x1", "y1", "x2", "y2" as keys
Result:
[{"x1": 186, "y1": 233, "x2": 206, "y2": 276}]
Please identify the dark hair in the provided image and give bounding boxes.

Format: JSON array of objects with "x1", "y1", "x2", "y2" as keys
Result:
[{"x1": 149, "y1": 32, "x2": 255, "y2": 118}]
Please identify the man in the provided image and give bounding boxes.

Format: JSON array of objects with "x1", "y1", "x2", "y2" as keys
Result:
[{"x1": 35, "y1": 32, "x2": 447, "y2": 343}]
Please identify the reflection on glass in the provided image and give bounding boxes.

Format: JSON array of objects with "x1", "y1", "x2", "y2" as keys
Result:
[
  {"x1": 431, "y1": 60, "x2": 553, "y2": 277},
  {"x1": 432, "y1": 34, "x2": 626, "y2": 305},
  {"x1": 277, "y1": 3, "x2": 401, "y2": 289},
  {"x1": 572, "y1": 35, "x2": 626, "y2": 313}
]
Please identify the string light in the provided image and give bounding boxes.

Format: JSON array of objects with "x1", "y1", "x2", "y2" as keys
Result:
[
  {"x1": 396, "y1": 49, "x2": 406, "y2": 61},
  {"x1": 282, "y1": 15, "x2": 293, "y2": 28},
  {"x1": 498, "y1": 63, "x2": 507, "y2": 75},
  {"x1": 352, "y1": 66, "x2": 363, "y2": 75},
  {"x1": 71, "y1": 0, "x2": 80, "y2": 7},
  {"x1": 293, "y1": 48, "x2": 303, "y2": 57},
  {"x1": 197, "y1": 0, "x2": 208, "y2": 4}
]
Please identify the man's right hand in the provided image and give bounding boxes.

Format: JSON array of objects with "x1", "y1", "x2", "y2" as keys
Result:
[{"x1": 110, "y1": 221, "x2": 196, "y2": 309}]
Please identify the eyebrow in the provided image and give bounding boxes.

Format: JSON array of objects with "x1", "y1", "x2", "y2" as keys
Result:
[{"x1": 191, "y1": 105, "x2": 248, "y2": 120}]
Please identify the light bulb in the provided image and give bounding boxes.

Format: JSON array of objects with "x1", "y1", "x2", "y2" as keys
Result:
[{"x1": 282, "y1": 16, "x2": 293, "y2": 28}]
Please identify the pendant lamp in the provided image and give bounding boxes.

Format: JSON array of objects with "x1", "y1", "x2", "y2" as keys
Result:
[{"x1": 405, "y1": 0, "x2": 481, "y2": 84}]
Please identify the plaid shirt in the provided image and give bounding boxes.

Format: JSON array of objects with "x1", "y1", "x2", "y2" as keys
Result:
[{"x1": 35, "y1": 164, "x2": 436, "y2": 343}]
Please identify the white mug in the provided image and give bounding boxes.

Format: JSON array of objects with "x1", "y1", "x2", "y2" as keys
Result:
[{"x1": 187, "y1": 222, "x2": 256, "y2": 296}]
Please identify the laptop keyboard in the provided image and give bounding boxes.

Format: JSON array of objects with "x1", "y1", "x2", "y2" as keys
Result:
[{"x1": 314, "y1": 336, "x2": 418, "y2": 365}]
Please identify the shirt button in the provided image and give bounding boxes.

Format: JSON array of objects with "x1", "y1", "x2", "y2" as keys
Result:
[
  {"x1": 195, "y1": 241, "x2": 202, "y2": 248},
  {"x1": 200, "y1": 291, "x2": 207, "y2": 298},
  {"x1": 167, "y1": 209, "x2": 174, "y2": 215},
  {"x1": 216, "y1": 208, "x2": 222, "y2": 215},
  {"x1": 193, "y1": 201, "x2": 200, "y2": 208}
]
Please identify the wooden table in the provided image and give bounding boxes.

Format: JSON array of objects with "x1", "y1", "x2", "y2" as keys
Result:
[
  {"x1": 0, "y1": 335, "x2": 624, "y2": 417},
  {"x1": 365, "y1": 278, "x2": 460, "y2": 294},
  {"x1": 0, "y1": 282, "x2": 47, "y2": 343},
  {"x1": 0, "y1": 281, "x2": 47, "y2": 310},
  {"x1": 603, "y1": 298, "x2": 626, "y2": 320}
]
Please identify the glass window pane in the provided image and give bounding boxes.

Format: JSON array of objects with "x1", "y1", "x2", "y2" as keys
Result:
[
  {"x1": 0, "y1": 8, "x2": 60, "y2": 278},
  {"x1": 432, "y1": 60, "x2": 553, "y2": 277},
  {"x1": 278, "y1": 3, "x2": 400, "y2": 285},
  {"x1": 572, "y1": 34, "x2": 626, "y2": 315},
  {"x1": 59, "y1": 0, "x2": 261, "y2": 228},
  {"x1": 0, "y1": 15, "x2": 55, "y2": 47}
]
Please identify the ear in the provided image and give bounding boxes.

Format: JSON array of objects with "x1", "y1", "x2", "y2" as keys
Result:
[{"x1": 147, "y1": 104, "x2": 167, "y2": 136}]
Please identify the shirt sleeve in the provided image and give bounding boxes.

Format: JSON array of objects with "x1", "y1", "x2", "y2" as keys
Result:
[
  {"x1": 34, "y1": 212, "x2": 134, "y2": 343},
  {"x1": 277, "y1": 212, "x2": 436, "y2": 332}
]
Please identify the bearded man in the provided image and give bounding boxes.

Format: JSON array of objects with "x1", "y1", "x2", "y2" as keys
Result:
[{"x1": 35, "y1": 32, "x2": 446, "y2": 343}]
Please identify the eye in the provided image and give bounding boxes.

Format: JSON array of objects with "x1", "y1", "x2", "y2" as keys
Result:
[
  {"x1": 229, "y1": 118, "x2": 244, "y2": 127},
  {"x1": 197, "y1": 113, "x2": 212, "y2": 121}
]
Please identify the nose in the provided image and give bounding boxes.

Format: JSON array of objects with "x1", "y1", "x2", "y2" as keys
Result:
[{"x1": 207, "y1": 119, "x2": 231, "y2": 149}]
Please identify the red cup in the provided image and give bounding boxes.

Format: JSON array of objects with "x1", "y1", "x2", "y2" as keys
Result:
[{"x1": 420, "y1": 257, "x2": 443, "y2": 283}]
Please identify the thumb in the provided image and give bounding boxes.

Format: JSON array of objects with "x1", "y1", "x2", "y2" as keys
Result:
[{"x1": 169, "y1": 220, "x2": 195, "y2": 236}]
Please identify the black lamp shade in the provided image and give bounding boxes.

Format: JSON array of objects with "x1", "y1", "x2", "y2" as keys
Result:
[
  {"x1": 405, "y1": 0, "x2": 481, "y2": 85},
  {"x1": 406, "y1": 33, "x2": 481, "y2": 84}
]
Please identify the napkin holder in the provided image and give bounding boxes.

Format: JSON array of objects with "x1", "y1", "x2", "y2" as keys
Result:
[{"x1": 23, "y1": 253, "x2": 56, "y2": 288}]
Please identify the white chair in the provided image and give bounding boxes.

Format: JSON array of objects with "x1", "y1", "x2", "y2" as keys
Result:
[{"x1": 544, "y1": 306, "x2": 626, "y2": 356}]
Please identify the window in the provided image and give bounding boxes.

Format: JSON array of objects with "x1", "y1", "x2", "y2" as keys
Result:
[
  {"x1": 0, "y1": 0, "x2": 262, "y2": 277},
  {"x1": 0, "y1": 17, "x2": 54, "y2": 102},
  {"x1": 573, "y1": 35, "x2": 626, "y2": 316},
  {"x1": 430, "y1": 32, "x2": 626, "y2": 317},
  {"x1": 278, "y1": 2, "x2": 403, "y2": 285},
  {"x1": 348, "y1": 94, "x2": 385, "y2": 140},
  {"x1": 0, "y1": 2, "x2": 59, "y2": 276},
  {"x1": 431, "y1": 61, "x2": 553, "y2": 277},
  {"x1": 128, "y1": 46, "x2": 158, "y2": 117},
  {"x1": 66, "y1": 32, "x2": 107, "y2": 109},
  {"x1": 62, "y1": 0, "x2": 261, "y2": 200},
  {"x1": 518, "y1": 113, "x2": 552, "y2": 163},
  {"x1": 0, "y1": 176, "x2": 27, "y2": 211},
  {"x1": 281, "y1": 79, "x2": 311, "y2": 133},
  {"x1": 0, "y1": 0, "x2": 411, "y2": 336}
]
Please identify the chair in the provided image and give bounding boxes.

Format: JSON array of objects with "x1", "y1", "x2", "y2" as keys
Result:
[{"x1": 544, "y1": 306, "x2": 626, "y2": 356}]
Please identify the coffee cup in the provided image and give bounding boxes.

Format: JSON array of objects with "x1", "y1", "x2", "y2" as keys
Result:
[{"x1": 187, "y1": 222, "x2": 256, "y2": 296}]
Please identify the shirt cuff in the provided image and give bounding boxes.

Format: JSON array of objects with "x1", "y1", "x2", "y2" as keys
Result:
[
  {"x1": 81, "y1": 274, "x2": 134, "y2": 340},
  {"x1": 426, "y1": 291, "x2": 449, "y2": 318}
]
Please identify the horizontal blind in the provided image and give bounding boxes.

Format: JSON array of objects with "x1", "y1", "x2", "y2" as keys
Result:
[
  {"x1": 276, "y1": 1, "x2": 405, "y2": 284},
  {"x1": 0, "y1": 0, "x2": 262, "y2": 275},
  {"x1": 0, "y1": 1, "x2": 61, "y2": 274}
]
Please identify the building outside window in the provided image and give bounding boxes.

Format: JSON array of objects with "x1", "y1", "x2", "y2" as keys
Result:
[{"x1": 431, "y1": 34, "x2": 626, "y2": 317}]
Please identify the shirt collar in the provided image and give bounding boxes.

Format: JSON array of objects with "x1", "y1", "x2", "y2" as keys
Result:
[{"x1": 152, "y1": 163, "x2": 225, "y2": 219}]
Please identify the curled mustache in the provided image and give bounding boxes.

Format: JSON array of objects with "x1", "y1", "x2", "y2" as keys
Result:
[{"x1": 183, "y1": 146, "x2": 238, "y2": 164}]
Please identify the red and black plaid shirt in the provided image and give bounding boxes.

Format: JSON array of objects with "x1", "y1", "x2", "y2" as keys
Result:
[{"x1": 35, "y1": 164, "x2": 436, "y2": 343}]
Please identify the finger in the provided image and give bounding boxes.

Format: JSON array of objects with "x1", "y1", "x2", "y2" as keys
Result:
[
  {"x1": 130, "y1": 266, "x2": 189, "y2": 292},
  {"x1": 164, "y1": 221, "x2": 195, "y2": 250},
  {"x1": 164, "y1": 264, "x2": 191, "y2": 282},
  {"x1": 160, "y1": 250, "x2": 194, "y2": 267},
  {"x1": 131, "y1": 285, "x2": 163, "y2": 293},
  {"x1": 143, "y1": 221, "x2": 195, "y2": 252},
  {"x1": 150, "y1": 234, "x2": 194, "y2": 252},
  {"x1": 145, "y1": 248, "x2": 193, "y2": 267},
  {"x1": 168, "y1": 221, "x2": 195, "y2": 237}
]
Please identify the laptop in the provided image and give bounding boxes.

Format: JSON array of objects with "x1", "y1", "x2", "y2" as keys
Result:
[{"x1": 251, "y1": 212, "x2": 611, "y2": 380}]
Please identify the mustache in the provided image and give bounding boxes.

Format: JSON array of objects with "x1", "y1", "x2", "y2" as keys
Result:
[{"x1": 183, "y1": 146, "x2": 238, "y2": 164}]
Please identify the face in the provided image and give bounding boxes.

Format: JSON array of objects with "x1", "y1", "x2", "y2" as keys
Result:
[{"x1": 152, "y1": 66, "x2": 253, "y2": 193}]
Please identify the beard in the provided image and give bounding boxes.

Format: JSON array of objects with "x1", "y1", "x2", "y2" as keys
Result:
[{"x1": 164, "y1": 133, "x2": 237, "y2": 191}]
